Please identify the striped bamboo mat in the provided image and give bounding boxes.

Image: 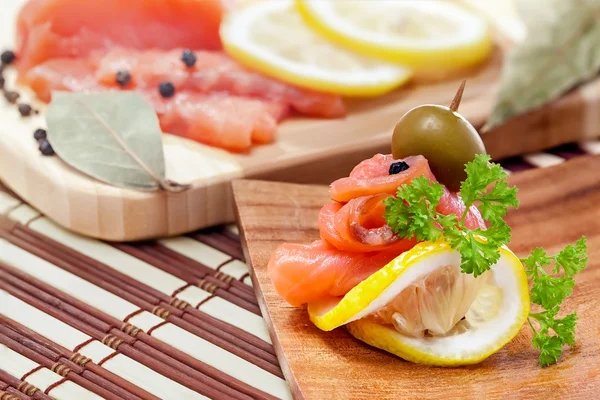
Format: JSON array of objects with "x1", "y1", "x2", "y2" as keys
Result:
[{"x1": 0, "y1": 141, "x2": 599, "y2": 400}]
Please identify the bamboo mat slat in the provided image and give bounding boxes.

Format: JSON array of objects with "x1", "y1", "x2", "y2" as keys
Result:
[{"x1": 0, "y1": 142, "x2": 598, "y2": 400}]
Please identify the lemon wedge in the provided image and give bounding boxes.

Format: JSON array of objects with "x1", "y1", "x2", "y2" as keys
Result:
[
  {"x1": 308, "y1": 241, "x2": 529, "y2": 366},
  {"x1": 220, "y1": 0, "x2": 412, "y2": 96},
  {"x1": 297, "y1": 0, "x2": 493, "y2": 70}
]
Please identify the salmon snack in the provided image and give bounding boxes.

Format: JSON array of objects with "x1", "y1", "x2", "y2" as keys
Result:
[
  {"x1": 265, "y1": 87, "x2": 585, "y2": 368},
  {"x1": 15, "y1": 0, "x2": 345, "y2": 152},
  {"x1": 268, "y1": 154, "x2": 484, "y2": 306}
]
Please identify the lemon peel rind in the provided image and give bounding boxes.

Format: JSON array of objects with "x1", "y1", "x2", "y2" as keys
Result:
[{"x1": 296, "y1": 0, "x2": 493, "y2": 70}]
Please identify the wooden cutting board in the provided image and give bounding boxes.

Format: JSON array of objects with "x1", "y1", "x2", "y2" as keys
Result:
[
  {"x1": 1, "y1": 0, "x2": 599, "y2": 241},
  {"x1": 233, "y1": 155, "x2": 600, "y2": 400}
]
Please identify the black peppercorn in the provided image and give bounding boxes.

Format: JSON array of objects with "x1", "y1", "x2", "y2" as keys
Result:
[
  {"x1": 158, "y1": 81, "x2": 175, "y2": 98},
  {"x1": 115, "y1": 70, "x2": 131, "y2": 87},
  {"x1": 39, "y1": 139, "x2": 55, "y2": 156},
  {"x1": 181, "y1": 49, "x2": 197, "y2": 67},
  {"x1": 1, "y1": 50, "x2": 16, "y2": 65},
  {"x1": 18, "y1": 103, "x2": 32, "y2": 117},
  {"x1": 4, "y1": 90, "x2": 19, "y2": 104},
  {"x1": 389, "y1": 161, "x2": 410, "y2": 175},
  {"x1": 33, "y1": 128, "x2": 47, "y2": 141}
]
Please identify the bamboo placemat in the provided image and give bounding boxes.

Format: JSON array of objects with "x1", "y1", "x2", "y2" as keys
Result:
[{"x1": 0, "y1": 141, "x2": 598, "y2": 400}]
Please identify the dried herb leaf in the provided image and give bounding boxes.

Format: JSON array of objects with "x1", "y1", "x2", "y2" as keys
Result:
[
  {"x1": 483, "y1": 0, "x2": 600, "y2": 131},
  {"x1": 46, "y1": 91, "x2": 188, "y2": 192}
]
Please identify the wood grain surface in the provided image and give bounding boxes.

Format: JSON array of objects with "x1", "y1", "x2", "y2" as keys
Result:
[
  {"x1": 233, "y1": 155, "x2": 600, "y2": 400},
  {"x1": 1, "y1": 0, "x2": 600, "y2": 241}
]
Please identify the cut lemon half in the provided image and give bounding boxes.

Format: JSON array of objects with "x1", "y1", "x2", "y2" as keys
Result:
[
  {"x1": 308, "y1": 241, "x2": 529, "y2": 366},
  {"x1": 220, "y1": 0, "x2": 412, "y2": 97},
  {"x1": 297, "y1": 0, "x2": 493, "y2": 70}
]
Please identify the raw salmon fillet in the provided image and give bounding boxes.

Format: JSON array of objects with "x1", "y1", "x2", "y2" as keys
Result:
[
  {"x1": 17, "y1": 0, "x2": 227, "y2": 72},
  {"x1": 25, "y1": 58, "x2": 283, "y2": 151}
]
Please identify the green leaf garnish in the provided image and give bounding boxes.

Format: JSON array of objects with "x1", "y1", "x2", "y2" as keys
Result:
[
  {"x1": 522, "y1": 237, "x2": 587, "y2": 365},
  {"x1": 383, "y1": 153, "x2": 588, "y2": 366}
]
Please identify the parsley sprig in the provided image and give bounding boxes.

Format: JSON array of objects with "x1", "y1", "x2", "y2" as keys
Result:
[
  {"x1": 383, "y1": 154, "x2": 587, "y2": 366},
  {"x1": 522, "y1": 238, "x2": 587, "y2": 366}
]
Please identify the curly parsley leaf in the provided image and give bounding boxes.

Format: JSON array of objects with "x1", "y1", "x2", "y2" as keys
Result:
[
  {"x1": 460, "y1": 154, "x2": 519, "y2": 223},
  {"x1": 555, "y1": 237, "x2": 588, "y2": 276},
  {"x1": 522, "y1": 248, "x2": 552, "y2": 277},
  {"x1": 530, "y1": 275, "x2": 575, "y2": 310},
  {"x1": 383, "y1": 176, "x2": 445, "y2": 242},
  {"x1": 530, "y1": 308, "x2": 579, "y2": 366},
  {"x1": 533, "y1": 334, "x2": 564, "y2": 367},
  {"x1": 451, "y1": 230, "x2": 503, "y2": 276}
]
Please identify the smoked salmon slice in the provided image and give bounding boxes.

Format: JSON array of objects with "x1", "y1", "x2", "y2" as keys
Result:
[
  {"x1": 16, "y1": 0, "x2": 228, "y2": 73},
  {"x1": 330, "y1": 154, "x2": 436, "y2": 203},
  {"x1": 319, "y1": 189, "x2": 484, "y2": 253},
  {"x1": 319, "y1": 197, "x2": 418, "y2": 253},
  {"x1": 20, "y1": 49, "x2": 344, "y2": 151},
  {"x1": 268, "y1": 240, "x2": 400, "y2": 307},
  {"x1": 149, "y1": 92, "x2": 285, "y2": 151},
  {"x1": 24, "y1": 58, "x2": 283, "y2": 152},
  {"x1": 24, "y1": 58, "x2": 99, "y2": 102},
  {"x1": 94, "y1": 48, "x2": 345, "y2": 118}
]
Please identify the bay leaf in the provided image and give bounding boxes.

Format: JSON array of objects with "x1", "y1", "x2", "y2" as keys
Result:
[
  {"x1": 46, "y1": 91, "x2": 187, "y2": 192},
  {"x1": 483, "y1": 0, "x2": 600, "y2": 131}
]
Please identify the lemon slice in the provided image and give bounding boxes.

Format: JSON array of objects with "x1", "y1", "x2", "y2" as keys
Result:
[
  {"x1": 297, "y1": 0, "x2": 493, "y2": 70},
  {"x1": 308, "y1": 241, "x2": 529, "y2": 366},
  {"x1": 220, "y1": 0, "x2": 412, "y2": 97}
]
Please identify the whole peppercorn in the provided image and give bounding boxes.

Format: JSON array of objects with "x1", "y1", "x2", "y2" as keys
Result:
[
  {"x1": 18, "y1": 103, "x2": 32, "y2": 117},
  {"x1": 33, "y1": 128, "x2": 47, "y2": 141},
  {"x1": 181, "y1": 49, "x2": 197, "y2": 67},
  {"x1": 389, "y1": 161, "x2": 410, "y2": 175},
  {"x1": 1, "y1": 50, "x2": 16, "y2": 65},
  {"x1": 158, "y1": 81, "x2": 175, "y2": 98},
  {"x1": 39, "y1": 139, "x2": 55, "y2": 156},
  {"x1": 115, "y1": 70, "x2": 131, "y2": 87},
  {"x1": 4, "y1": 90, "x2": 20, "y2": 104}
]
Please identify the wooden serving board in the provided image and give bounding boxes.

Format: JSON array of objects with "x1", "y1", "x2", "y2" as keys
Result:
[
  {"x1": 1, "y1": 0, "x2": 600, "y2": 241},
  {"x1": 233, "y1": 155, "x2": 600, "y2": 400}
]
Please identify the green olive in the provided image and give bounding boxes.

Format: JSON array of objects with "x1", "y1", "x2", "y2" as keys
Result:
[{"x1": 392, "y1": 104, "x2": 486, "y2": 192}]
